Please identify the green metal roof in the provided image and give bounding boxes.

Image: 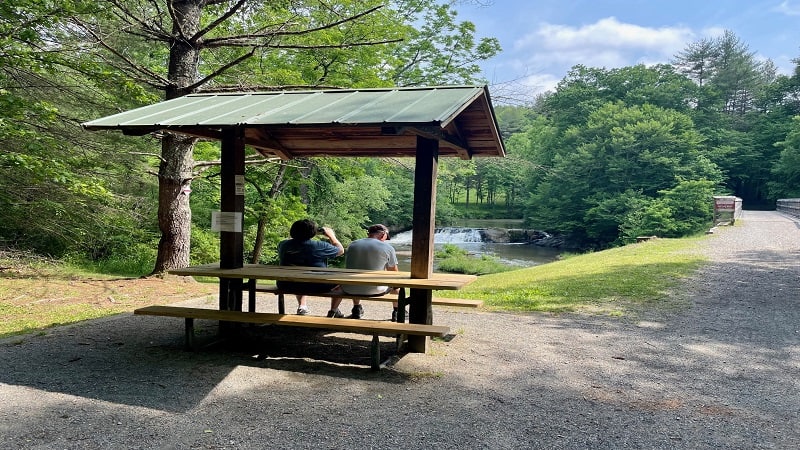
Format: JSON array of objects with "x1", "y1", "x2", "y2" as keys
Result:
[{"x1": 82, "y1": 85, "x2": 505, "y2": 159}]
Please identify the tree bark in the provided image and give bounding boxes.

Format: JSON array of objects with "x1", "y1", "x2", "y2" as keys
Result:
[
  {"x1": 152, "y1": 0, "x2": 202, "y2": 274},
  {"x1": 153, "y1": 133, "x2": 196, "y2": 274}
]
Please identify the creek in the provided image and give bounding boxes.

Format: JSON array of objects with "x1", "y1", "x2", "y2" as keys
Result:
[{"x1": 389, "y1": 224, "x2": 561, "y2": 272}]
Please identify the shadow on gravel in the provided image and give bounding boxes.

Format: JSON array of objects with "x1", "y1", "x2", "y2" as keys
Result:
[{"x1": 0, "y1": 314, "x2": 410, "y2": 413}]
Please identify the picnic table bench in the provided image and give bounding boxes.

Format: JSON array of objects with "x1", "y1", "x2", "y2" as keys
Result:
[
  {"x1": 135, "y1": 264, "x2": 477, "y2": 369},
  {"x1": 134, "y1": 305, "x2": 448, "y2": 370},
  {"x1": 248, "y1": 284, "x2": 483, "y2": 321}
]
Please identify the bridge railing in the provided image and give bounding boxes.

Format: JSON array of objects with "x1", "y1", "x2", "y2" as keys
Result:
[{"x1": 777, "y1": 198, "x2": 800, "y2": 219}]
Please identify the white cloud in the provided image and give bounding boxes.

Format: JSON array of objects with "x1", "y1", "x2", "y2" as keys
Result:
[
  {"x1": 701, "y1": 26, "x2": 726, "y2": 39},
  {"x1": 535, "y1": 17, "x2": 692, "y2": 52},
  {"x1": 774, "y1": 1, "x2": 800, "y2": 16},
  {"x1": 521, "y1": 73, "x2": 561, "y2": 95},
  {"x1": 513, "y1": 17, "x2": 695, "y2": 72}
]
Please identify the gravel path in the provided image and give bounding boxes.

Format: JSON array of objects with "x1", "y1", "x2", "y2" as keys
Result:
[{"x1": 1, "y1": 210, "x2": 798, "y2": 449}]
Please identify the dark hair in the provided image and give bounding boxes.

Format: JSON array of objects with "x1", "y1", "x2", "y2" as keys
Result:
[
  {"x1": 367, "y1": 224, "x2": 389, "y2": 238},
  {"x1": 290, "y1": 219, "x2": 318, "y2": 241}
]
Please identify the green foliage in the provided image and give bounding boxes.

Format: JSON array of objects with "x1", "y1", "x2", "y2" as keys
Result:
[
  {"x1": 313, "y1": 174, "x2": 391, "y2": 240},
  {"x1": 526, "y1": 100, "x2": 722, "y2": 247},
  {"x1": 619, "y1": 180, "x2": 716, "y2": 243},
  {"x1": 361, "y1": 158, "x2": 416, "y2": 229},
  {"x1": 434, "y1": 244, "x2": 515, "y2": 275},
  {"x1": 66, "y1": 242, "x2": 157, "y2": 277},
  {"x1": 190, "y1": 225, "x2": 221, "y2": 266},
  {"x1": 769, "y1": 116, "x2": 800, "y2": 197},
  {"x1": 387, "y1": 1, "x2": 501, "y2": 86},
  {"x1": 674, "y1": 30, "x2": 786, "y2": 206}
]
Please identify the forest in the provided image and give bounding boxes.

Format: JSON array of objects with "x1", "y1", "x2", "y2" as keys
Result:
[{"x1": 2, "y1": 1, "x2": 800, "y2": 275}]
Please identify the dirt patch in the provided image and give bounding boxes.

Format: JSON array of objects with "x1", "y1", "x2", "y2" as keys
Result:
[{"x1": 2, "y1": 275, "x2": 216, "y2": 309}]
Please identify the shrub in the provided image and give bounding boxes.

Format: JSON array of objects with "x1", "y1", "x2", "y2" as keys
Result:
[{"x1": 435, "y1": 244, "x2": 515, "y2": 275}]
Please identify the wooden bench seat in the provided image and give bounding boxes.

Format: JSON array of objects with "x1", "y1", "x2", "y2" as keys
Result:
[
  {"x1": 247, "y1": 284, "x2": 482, "y2": 317},
  {"x1": 134, "y1": 305, "x2": 449, "y2": 370}
]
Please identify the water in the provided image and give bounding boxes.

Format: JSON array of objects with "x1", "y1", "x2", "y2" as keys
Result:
[{"x1": 389, "y1": 227, "x2": 561, "y2": 271}]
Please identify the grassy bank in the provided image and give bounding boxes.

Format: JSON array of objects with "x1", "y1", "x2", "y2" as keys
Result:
[
  {"x1": 1, "y1": 236, "x2": 708, "y2": 337},
  {"x1": 437, "y1": 236, "x2": 708, "y2": 316}
]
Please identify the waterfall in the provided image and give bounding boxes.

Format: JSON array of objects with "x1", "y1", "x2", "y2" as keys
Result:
[{"x1": 390, "y1": 227, "x2": 485, "y2": 244}]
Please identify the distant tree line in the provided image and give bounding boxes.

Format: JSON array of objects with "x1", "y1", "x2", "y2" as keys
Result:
[{"x1": 494, "y1": 31, "x2": 800, "y2": 248}]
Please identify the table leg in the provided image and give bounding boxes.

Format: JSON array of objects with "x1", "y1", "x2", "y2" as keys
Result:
[
  {"x1": 184, "y1": 317, "x2": 195, "y2": 350},
  {"x1": 370, "y1": 335, "x2": 381, "y2": 370},
  {"x1": 397, "y1": 288, "x2": 407, "y2": 323},
  {"x1": 247, "y1": 278, "x2": 256, "y2": 312},
  {"x1": 407, "y1": 288, "x2": 433, "y2": 353}
]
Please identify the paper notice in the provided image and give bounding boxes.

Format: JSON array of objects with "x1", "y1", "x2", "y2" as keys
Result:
[{"x1": 211, "y1": 211, "x2": 242, "y2": 232}]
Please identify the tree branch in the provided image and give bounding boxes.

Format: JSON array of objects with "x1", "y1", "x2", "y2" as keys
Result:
[
  {"x1": 191, "y1": 0, "x2": 248, "y2": 43},
  {"x1": 201, "y1": 4, "x2": 387, "y2": 46},
  {"x1": 185, "y1": 48, "x2": 257, "y2": 92},
  {"x1": 197, "y1": 84, "x2": 344, "y2": 92},
  {"x1": 71, "y1": 18, "x2": 171, "y2": 87},
  {"x1": 106, "y1": 0, "x2": 172, "y2": 41},
  {"x1": 204, "y1": 38, "x2": 402, "y2": 49}
]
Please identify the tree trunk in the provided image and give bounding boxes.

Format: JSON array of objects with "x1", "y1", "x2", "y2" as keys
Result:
[
  {"x1": 465, "y1": 178, "x2": 470, "y2": 208},
  {"x1": 152, "y1": 0, "x2": 202, "y2": 274},
  {"x1": 153, "y1": 133, "x2": 195, "y2": 274}
]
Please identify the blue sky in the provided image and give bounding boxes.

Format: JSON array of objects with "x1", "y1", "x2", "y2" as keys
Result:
[{"x1": 453, "y1": 0, "x2": 800, "y2": 99}]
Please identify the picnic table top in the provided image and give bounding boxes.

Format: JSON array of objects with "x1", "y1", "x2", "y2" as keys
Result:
[{"x1": 169, "y1": 263, "x2": 477, "y2": 291}]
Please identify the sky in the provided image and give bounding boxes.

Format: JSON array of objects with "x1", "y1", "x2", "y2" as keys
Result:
[{"x1": 452, "y1": 0, "x2": 800, "y2": 101}]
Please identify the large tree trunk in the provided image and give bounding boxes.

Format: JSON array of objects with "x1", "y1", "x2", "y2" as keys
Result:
[
  {"x1": 152, "y1": 0, "x2": 201, "y2": 274},
  {"x1": 153, "y1": 133, "x2": 195, "y2": 273}
]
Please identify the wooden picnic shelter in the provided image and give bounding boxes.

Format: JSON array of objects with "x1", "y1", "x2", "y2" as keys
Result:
[{"x1": 83, "y1": 85, "x2": 505, "y2": 353}]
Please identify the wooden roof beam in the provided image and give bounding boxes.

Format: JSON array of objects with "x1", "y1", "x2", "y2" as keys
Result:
[
  {"x1": 247, "y1": 128, "x2": 293, "y2": 160},
  {"x1": 402, "y1": 126, "x2": 472, "y2": 160}
]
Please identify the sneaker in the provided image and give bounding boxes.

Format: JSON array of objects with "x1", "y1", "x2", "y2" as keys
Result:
[
  {"x1": 296, "y1": 307, "x2": 309, "y2": 315},
  {"x1": 349, "y1": 304, "x2": 364, "y2": 319},
  {"x1": 326, "y1": 309, "x2": 344, "y2": 318}
]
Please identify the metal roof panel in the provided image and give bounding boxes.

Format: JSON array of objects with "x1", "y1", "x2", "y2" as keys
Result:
[{"x1": 82, "y1": 85, "x2": 505, "y2": 158}]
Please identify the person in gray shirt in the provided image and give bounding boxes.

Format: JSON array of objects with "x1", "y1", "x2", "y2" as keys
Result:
[{"x1": 333, "y1": 224, "x2": 401, "y2": 320}]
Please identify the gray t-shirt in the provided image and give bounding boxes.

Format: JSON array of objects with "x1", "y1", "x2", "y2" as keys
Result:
[{"x1": 343, "y1": 237, "x2": 398, "y2": 295}]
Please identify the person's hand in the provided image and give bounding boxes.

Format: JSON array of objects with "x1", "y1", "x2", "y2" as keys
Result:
[{"x1": 320, "y1": 226, "x2": 333, "y2": 237}]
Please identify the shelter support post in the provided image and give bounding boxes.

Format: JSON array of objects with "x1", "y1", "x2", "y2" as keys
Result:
[
  {"x1": 408, "y1": 136, "x2": 439, "y2": 353},
  {"x1": 218, "y1": 127, "x2": 246, "y2": 332}
]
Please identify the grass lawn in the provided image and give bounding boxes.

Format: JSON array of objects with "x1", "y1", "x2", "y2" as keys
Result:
[{"x1": 436, "y1": 236, "x2": 708, "y2": 316}]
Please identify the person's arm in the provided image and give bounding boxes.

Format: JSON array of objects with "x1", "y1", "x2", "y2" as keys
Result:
[{"x1": 320, "y1": 227, "x2": 344, "y2": 256}]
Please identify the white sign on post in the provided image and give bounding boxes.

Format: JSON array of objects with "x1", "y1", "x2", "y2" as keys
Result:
[
  {"x1": 235, "y1": 175, "x2": 245, "y2": 196},
  {"x1": 211, "y1": 211, "x2": 242, "y2": 232}
]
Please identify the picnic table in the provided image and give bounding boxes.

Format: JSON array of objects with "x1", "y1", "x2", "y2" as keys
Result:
[
  {"x1": 168, "y1": 263, "x2": 476, "y2": 290},
  {"x1": 135, "y1": 264, "x2": 477, "y2": 369}
]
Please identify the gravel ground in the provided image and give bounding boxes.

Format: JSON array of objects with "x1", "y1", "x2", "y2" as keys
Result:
[{"x1": 1, "y1": 210, "x2": 798, "y2": 449}]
